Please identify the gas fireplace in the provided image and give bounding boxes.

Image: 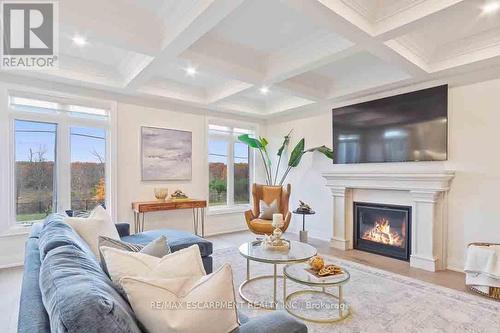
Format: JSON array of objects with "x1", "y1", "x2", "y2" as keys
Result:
[{"x1": 353, "y1": 202, "x2": 411, "y2": 261}]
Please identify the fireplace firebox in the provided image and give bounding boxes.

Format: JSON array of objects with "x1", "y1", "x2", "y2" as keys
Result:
[{"x1": 353, "y1": 202, "x2": 411, "y2": 261}]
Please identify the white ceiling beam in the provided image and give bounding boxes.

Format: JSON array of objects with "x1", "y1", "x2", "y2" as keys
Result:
[
  {"x1": 283, "y1": 0, "x2": 429, "y2": 79},
  {"x1": 374, "y1": 0, "x2": 466, "y2": 39},
  {"x1": 124, "y1": 0, "x2": 246, "y2": 89}
]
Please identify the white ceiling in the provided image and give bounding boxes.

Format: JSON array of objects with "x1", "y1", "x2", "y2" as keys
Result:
[{"x1": 3, "y1": 0, "x2": 500, "y2": 118}]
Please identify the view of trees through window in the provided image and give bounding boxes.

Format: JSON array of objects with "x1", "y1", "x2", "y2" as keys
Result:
[
  {"x1": 208, "y1": 128, "x2": 250, "y2": 207},
  {"x1": 15, "y1": 120, "x2": 57, "y2": 222},
  {"x1": 14, "y1": 120, "x2": 106, "y2": 224},
  {"x1": 70, "y1": 127, "x2": 106, "y2": 211}
]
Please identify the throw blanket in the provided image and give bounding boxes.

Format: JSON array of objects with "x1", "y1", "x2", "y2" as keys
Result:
[{"x1": 464, "y1": 245, "x2": 500, "y2": 289}]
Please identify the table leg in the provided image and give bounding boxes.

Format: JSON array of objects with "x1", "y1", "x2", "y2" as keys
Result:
[
  {"x1": 273, "y1": 264, "x2": 277, "y2": 309},
  {"x1": 133, "y1": 212, "x2": 137, "y2": 234},
  {"x1": 246, "y1": 258, "x2": 250, "y2": 280},
  {"x1": 141, "y1": 213, "x2": 145, "y2": 233},
  {"x1": 192, "y1": 208, "x2": 198, "y2": 236},
  {"x1": 338, "y1": 285, "x2": 343, "y2": 318},
  {"x1": 201, "y1": 207, "x2": 205, "y2": 237},
  {"x1": 283, "y1": 273, "x2": 287, "y2": 309}
]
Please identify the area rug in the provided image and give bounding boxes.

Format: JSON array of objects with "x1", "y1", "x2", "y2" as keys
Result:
[{"x1": 213, "y1": 247, "x2": 500, "y2": 333}]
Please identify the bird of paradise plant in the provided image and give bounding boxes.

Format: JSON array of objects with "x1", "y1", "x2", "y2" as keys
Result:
[{"x1": 238, "y1": 130, "x2": 333, "y2": 186}]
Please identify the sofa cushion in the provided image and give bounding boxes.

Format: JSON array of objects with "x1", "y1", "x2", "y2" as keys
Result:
[
  {"x1": 122, "y1": 229, "x2": 213, "y2": 257},
  {"x1": 38, "y1": 214, "x2": 94, "y2": 261},
  {"x1": 18, "y1": 238, "x2": 51, "y2": 333},
  {"x1": 39, "y1": 244, "x2": 142, "y2": 333}
]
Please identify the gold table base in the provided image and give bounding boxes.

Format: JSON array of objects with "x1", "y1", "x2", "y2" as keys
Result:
[{"x1": 284, "y1": 285, "x2": 351, "y2": 323}]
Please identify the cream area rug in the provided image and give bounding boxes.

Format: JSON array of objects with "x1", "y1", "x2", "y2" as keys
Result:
[{"x1": 213, "y1": 247, "x2": 500, "y2": 333}]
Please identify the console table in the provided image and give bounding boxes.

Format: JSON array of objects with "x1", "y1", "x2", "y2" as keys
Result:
[{"x1": 131, "y1": 200, "x2": 207, "y2": 236}]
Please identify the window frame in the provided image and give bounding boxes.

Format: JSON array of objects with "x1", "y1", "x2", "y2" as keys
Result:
[
  {"x1": 207, "y1": 122, "x2": 255, "y2": 214},
  {"x1": 7, "y1": 91, "x2": 117, "y2": 227}
]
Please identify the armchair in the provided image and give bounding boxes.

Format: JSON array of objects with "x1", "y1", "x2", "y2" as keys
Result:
[{"x1": 245, "y1": 183, "x2": 291, "y2": 235}]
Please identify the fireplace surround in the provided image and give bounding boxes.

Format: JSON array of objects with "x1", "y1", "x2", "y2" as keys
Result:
[
  {"x1": 353, "y1": 202, "x2": 411, "y2": 261},
  {"x1": 322, "y1": 170, "x2": 455, "y2": 272}
]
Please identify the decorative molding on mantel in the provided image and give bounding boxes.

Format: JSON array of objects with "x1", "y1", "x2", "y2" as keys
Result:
[
  {"x1": 322, "y1": 170, "x2": 455, "y2": 192},
  {"x1": 321, "y1": 169, "x2": 455, "y2": 272}
]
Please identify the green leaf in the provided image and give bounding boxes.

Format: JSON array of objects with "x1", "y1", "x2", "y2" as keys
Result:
[
  {"x1": 305, "y1": 145, "x2": 334, "y2": 159},
  {"x1": 259, "y1": 137, "x2": 269, "y2": 147},
  {"x1": 277, "y1": 131, "x2": 292, "y2": 157},
  {"x1": 238, "y1": 134, "x2": 262, "y2": 149},
  {"x1": 288, "y1": 138, "x2": 305, "y2": 167}
]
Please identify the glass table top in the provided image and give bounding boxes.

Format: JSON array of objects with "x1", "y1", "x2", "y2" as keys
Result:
[
  {"x1": 284, "y1": 262, "x2": 350, "y2": 286},
  {"x1": 239, "y1": 240, "x2": 317, "y2": 264}
]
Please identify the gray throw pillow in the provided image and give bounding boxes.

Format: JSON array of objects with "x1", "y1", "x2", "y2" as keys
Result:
[
  {"x1": 98, "y1": 236, "x2": 171, "y2": 275},
  {"x1": 258, "y1": 199, "x2": 279, "y2": 220}
]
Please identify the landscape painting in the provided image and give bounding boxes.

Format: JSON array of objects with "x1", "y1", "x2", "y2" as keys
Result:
[{"x1": 141, "y1": 126, "x2": 192, "y2": 181}]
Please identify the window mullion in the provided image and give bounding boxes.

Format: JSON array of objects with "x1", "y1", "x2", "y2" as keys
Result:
[
  {"x1": 57, "y1": 111, "x2": 71, "y2": 213},
  {"x1": 227, "y1": 135, "x2": 235, "y2": 207}
]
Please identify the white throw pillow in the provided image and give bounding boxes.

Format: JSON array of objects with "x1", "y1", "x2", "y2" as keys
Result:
[
  {"x1": 121, "y1": 264, "x2": 239, "y2": 333},
  {"x1": 258, "y1": 199, "x2": 279, "y2": 220},
  {"x1": 64, "y1": 206, "x2": 119, "y2": 257},
  {"x1": 100, "y1": 244, "x2": 206, "y2": 285}
]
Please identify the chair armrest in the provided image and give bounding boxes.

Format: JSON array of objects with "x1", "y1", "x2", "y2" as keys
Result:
[
  {"x1": 244, "y1": 209, "x2": 256, "y2": 223},
  {"x1": 232, "y1": 312, "x2": 307, "y2": 333},
  {"x1": 115, "y1": 223, "x2": 130, "y2": 237}
]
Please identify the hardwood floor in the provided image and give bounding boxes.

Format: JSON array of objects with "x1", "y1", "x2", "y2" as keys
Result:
[
  {"x1": 0, "y1": 266, "x2": 23, "y2": 333},
  {"x1": 0, "y1": 230, "x2": 470, "y2": 333},
  {"x1": 207, "y1": 230, "x2": 468, "y2": 293}
]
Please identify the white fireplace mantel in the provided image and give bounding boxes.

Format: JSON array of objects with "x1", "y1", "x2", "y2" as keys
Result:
[{"x1": 322, "y1": 170, "x2": 455, "y2": 272}]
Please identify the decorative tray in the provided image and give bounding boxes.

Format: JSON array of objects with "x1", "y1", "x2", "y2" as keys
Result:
[{"x1": 305, "y1": 264, "x2": 344, "y2": 278}]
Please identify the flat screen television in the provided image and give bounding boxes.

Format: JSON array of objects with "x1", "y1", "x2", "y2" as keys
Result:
[{"x1": 332, "y1": 85, "x2": 448, "y2": 164}]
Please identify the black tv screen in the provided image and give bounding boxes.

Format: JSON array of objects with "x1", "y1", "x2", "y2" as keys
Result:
[{"x1": 332, "y1": 85, "x2": 448, "y2": 164}]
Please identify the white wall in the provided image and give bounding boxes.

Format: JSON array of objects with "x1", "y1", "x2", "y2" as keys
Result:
[
  {"x1": 116, "y1": 103, "x2": 262, "y2": 235},
  {"x1": 265, "y1": 78, "x2": 500, "y2": 271},
  {"x1": 0, "y1": 88, "x2": 262, "y2": 267}
]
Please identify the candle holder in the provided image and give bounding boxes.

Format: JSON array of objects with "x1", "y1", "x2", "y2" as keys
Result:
[{"x1": 261, "y1": 214, "x2": 290, "y2": 251}]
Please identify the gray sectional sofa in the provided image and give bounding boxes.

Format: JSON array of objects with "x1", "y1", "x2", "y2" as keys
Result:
[{"x1": 18, "y1": 214, "x2": 307, "y2": 333}]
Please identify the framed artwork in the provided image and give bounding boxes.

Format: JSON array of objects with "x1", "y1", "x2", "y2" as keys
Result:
[{"x1": 141, "y1": 126, "x2": 192, "y2": 181}]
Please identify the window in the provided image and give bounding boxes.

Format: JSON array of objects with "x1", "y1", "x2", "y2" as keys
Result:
[
  {"x1": 208, "y1": 124, "x2": 252, "y2": 209},
  {"x1": 10, "y1": 94, "x2": 111, "y2": 225},
  {"x1": 15, "y1": 120, "x2": 57, "y2": 223},
  {"x1": 70, "y1": 127, "x2": 106, "y2": 211}
]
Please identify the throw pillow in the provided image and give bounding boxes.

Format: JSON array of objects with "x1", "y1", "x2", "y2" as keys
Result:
[
  {"x1": 100, "y1": 244, "x2": 206, "y2": 286},
  {"x1": 64, "y1": 205, "x2": 120, "y2": 258},
  {"x1": 258, "y1": 199, "x2": 279, "y2": 220},
  {"x1": 98, "y1": 235, "x2": 171, "y2": 274},
  {"x1": 121, "y1": 264, "x2": 238, "y2": 333}
]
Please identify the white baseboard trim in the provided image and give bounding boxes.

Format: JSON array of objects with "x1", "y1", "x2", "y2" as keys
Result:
[
  {"x1": 0, "y1": 262, "x2": 23, "y2": 270},
  {"x1": 204, "y1": 226, "x2": 248, "y2": 237}
]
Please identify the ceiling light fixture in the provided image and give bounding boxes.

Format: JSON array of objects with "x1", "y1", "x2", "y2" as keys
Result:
[
  {"x1": 72, "y1": 35, "x2": 87, "y2": 47},
  {"x1": 185, "y1": 66, "x2": 197, "y2": 77},
  {"x1": 260, "y1": 86, "x2": 269, "y2": 95},
  {"x1": 482, "y1": 2, "x2": 500, "y2": 14}
]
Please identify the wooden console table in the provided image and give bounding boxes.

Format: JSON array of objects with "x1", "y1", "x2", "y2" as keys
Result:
[{"x1": 131, "y1": 200, "x2": 207, "y2": 236}]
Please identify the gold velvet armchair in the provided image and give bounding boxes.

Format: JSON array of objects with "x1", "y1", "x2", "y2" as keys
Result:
[{"x1": 245, "y1": 183, "x2": 291, "y2": 235}]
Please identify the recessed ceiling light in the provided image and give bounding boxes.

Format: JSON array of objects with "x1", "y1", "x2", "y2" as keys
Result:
[
  {"x1": 72, "y1": 35, "x2": 87, "y2": 47},
  {"x1": 185, "y1": 67, "x2": 197, "y2": 77},
  {"x1": 260, "y1": 86, "x2": 269, "y2": 95},
  {"x1": 482, "y1": 2, "x2": 500, "y2": 14}
]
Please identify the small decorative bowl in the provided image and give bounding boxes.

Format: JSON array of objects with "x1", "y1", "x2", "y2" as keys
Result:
[{"x1": 154, "y1": 188, "x2": 168, "y2": 201}]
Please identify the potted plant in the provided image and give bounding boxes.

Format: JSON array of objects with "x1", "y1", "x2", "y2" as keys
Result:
[{"x1": 238, "y1": 130, "x2": 333, "y2": 186}]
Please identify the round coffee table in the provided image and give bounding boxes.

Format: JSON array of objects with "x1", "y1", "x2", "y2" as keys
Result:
[
  {"x1": 283, "y1": 262, "x2": 351, "y2": 323},
  {"x1": 238, "y1": 240, "x2": 317, "y2": 309}
]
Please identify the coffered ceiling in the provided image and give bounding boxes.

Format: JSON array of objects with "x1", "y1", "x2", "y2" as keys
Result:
[{"x1": 4, "y1": 0, "x2": 500, "y2": 118}]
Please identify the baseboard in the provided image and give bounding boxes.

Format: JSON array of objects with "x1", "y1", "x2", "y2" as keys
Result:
[
  {"x1": 204, "y1": 226, "x2": 248, "y2": 237},
  {"x1": 0, "y1": 262, "x2": 23, "y2": 270}
]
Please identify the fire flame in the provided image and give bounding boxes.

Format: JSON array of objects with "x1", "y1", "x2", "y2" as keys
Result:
[{"x1": 362, "y1": 218, "x2": 404, "y2": 247}]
